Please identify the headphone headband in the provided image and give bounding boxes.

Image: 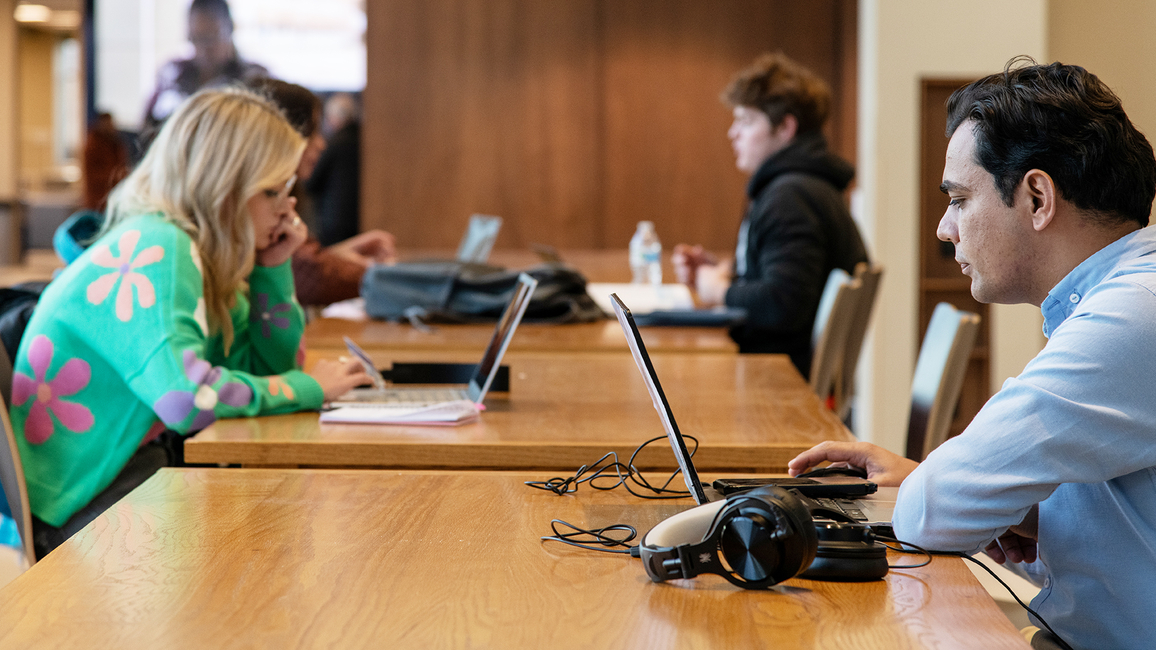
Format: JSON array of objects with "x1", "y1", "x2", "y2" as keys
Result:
[{"x1": 639, "y1": 486, "x2": 818, "y2": 589}]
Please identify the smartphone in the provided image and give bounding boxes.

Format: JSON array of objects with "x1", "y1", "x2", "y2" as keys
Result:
[
  {"x1": 343, "y1": 336, "x2": 388, "y2": 391},
  {"x1": 711, "y1": 476, "x2": 877, "y2": 498}
]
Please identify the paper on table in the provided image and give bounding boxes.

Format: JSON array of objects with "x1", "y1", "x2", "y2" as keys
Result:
[
  {"x1": 320, "y1": 297, "x2": 368, "y2": 320},
  {"x1": 586, "y1": 283, "x2": 694, "y2": 314},
  {"x1": 320, "y1": 400, "x2": 481, "y2": 426}
]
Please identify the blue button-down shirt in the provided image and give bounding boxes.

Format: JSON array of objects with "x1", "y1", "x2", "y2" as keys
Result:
[{"x1": 894, "y1": 226, "x2": 1156, "y2": 650}]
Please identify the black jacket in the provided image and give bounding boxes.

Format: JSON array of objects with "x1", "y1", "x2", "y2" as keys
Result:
[
  {"x1": 725, "y1": 131, "x2": 868, "y2": 377},
  {"x1": 307, "y1": 121, "x2": 362, "y2": 247}
]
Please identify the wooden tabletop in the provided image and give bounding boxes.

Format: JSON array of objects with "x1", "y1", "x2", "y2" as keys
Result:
[
  {"x1": 185, "y1": 352, "x2": 853, "y2": 471},
  {"x1": 305, "y1": 317, "x2": 738, "y2": 354},
  {"x1": 0, "y1": 469, "x2": 1029, "y2": 649}
]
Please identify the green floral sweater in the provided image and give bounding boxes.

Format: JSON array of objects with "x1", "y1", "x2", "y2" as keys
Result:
[{"x1": 9, "y1": 214, "x2": 324, "y2": 526}]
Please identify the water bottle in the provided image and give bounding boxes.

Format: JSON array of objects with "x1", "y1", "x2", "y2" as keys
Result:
[{"x1": 629, "y1": 221, "x2": 662, "y2": 285}]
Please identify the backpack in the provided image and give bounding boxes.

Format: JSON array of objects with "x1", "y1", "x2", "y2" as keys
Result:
[
  {"x1": 0, "y1": 282, "x2": 46, "y2": 364},
  {"x1": 361, "y1": 261, "x2": 605, "y2": 324}
]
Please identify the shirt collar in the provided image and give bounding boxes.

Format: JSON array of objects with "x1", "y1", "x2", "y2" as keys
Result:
[{"x1": 1040, "y1": 226, "x2": 1156, "y2": 337}]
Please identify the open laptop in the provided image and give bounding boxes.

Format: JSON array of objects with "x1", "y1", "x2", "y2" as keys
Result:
[
  {"x1": 456, "y1": 214, "x2": 503, "y2": 264},
  {"x1": 334, "y1": 273, "x2": 537, "y2": 408},
  {"x1": 609, "y1": 293, "x2": 896, "y2": 527}
]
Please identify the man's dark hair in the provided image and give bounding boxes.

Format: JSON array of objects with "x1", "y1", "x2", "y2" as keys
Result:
[
  {"x1": 190, "y1": 0, "x2": 234, "y2": 31},
  {"x1": 947, "y1": 57, "x2": 1156, "y2": 228},
  {"x1": 721, "y1": 52, "x2": 831, "y2": 134},
  {"x1": 247, "y1": 78, "x2": 321, "y2": 138}
]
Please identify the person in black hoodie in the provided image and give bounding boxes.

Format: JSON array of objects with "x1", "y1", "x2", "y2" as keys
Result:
[{"x1": 673, "y1": 52, "x2": 868, "y2": 377}]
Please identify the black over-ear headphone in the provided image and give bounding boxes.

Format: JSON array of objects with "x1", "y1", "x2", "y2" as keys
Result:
[
  {"x1": 639, "y1": 486, "x2": 889, "y2": 588},
  {"x1": 639, "y1": 486, "x2": 818, "y2": 589}
]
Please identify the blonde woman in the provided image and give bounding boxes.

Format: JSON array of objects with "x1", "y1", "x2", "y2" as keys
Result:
[{"x1": 9, "y1": 88, "x2": 369, "y2": 557}]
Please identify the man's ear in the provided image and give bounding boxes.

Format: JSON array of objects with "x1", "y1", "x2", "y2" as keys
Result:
[
  {"x1": 1022, "y1": 169, "x2": 1056, "y2": 232},
  {"x1": 772, "y1": 114, "x2": 798, "y2": 143}
]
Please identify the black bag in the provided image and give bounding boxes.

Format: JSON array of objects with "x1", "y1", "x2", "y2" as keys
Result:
[
  {"x1": 361, "y1": 261, "x2": 605, "y2": 323},
  {"x1": 0, "y1": 282, "x2": 47, "y2": 363}
]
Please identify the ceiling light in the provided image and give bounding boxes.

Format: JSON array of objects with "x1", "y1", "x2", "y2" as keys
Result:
[{"x1": 14, "y1": 4, "x2": 52, "y2": 23}]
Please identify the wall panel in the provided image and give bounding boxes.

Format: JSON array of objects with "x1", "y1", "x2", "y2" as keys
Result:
[{"x1": 364, "y1": 0, "x2": 854, "y2": 251}]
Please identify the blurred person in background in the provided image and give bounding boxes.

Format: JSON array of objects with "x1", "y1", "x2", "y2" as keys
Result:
[
  {"x1": 81, "y1": 112, "x2": 128, "y2": 211},
  {"x1": 307, "y1": 93, "x2": 362, "y2": 247},
  {"x1": 142, "y1": 0, "x2": 268, "y2": 139},
  {"x1": 672, "y1": 53, "x2": 868, "y2": 377},
  {"x1": 248, "y1": 79, "x2": 396, "y2": 306}
]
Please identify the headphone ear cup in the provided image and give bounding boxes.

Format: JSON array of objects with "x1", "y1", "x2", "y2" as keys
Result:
[
  {"x1": 715, "y1": 486, "x2": 818, "y2": 588},
  {"x1": 718, "y1": 509, "x2": 780, "y2": 582}
]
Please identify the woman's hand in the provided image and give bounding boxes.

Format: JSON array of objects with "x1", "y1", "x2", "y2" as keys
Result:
[
  {"x1": 308, "y1": 356, "x2": 372, "y2": 401},
  {"x1": 255, "y1": 206, "x2": 309, "y2": 267}
]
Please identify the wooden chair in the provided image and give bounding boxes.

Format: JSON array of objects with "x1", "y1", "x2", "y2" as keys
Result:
[
  {"x1": 0, "y1": 340, "x2": 11, "y2": 407},
  {"x1": 905, "y1": 302, "x2": 982, "y2": 461},
  {"x1": 835, "y1": 263, "x2": 883, "y2": 421},
  {"x1": 809, "y1": 269, "x2": 863, "y2": 408},
  {"x1": 0, "y1": 366, "x2": 36, "y2": 564}
]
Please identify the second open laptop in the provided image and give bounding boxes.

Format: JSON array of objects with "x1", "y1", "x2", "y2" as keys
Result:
[
  {"x1": 609, "y1": 293, "x2": 896, "y2": 527},
  {"x1": 334, "y1": 273, "x2": 538, "y2": 408},
  {"x1": 456, "y1": 214, "x2": 503, "y2": 264}
]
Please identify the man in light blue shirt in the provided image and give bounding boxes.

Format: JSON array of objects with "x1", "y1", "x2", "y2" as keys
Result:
[{"x1": 790, "y1": 60, "x2": 1156, "y2": 650}]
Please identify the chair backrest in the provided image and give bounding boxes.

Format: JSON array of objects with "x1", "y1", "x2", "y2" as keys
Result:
[
  {"x1": 0, "y1": 339, "x2": 11, "y2": 407},
  {"x1": 835, "y1": 263, "x2": 884, "y2": 420},
  {"x1": 906, "y1": 302, "x2": 981, "y2": 461},
  {"x1": 809, "y1": 269, "x2": 862, "y2": 406},
  {"x1": 0, "y1": 390, "x2": 35, "y2": 564}
]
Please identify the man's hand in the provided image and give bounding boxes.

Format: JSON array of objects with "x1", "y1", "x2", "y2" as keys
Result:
[
  {"x1": 787, "y1": 441, "x2": 920, "y2": 487},
  {"x1": 672, "y1": 244, "x2": 718, "y2": 287},
  {"x1": 256, "y1": 206, "x2": 309, "y2": 267},
  {"x1": 695, "y1": 258, "x2": 733, "y2": 306},
  {"x1": 985, "y1": 505, "x2": 1039, "y2": 564},
  {"x1": 328, "y1": 230, "x2": 397, "y2": 268},
  {"x1": 308, "y1": 357, "x2": 372, "y2": 402}
]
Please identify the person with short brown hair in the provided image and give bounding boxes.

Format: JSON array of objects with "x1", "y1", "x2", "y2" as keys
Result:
[{"x1": 673, "y1": 52, "x2": 868, "y2": 376}]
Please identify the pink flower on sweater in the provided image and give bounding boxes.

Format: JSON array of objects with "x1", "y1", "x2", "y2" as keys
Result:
[
  {"x1": 11, "y1": 335, "x2": 95, "y2": 444},
  {"x1": 86, "y1": 229, "x2": 165, "y2": 322}
]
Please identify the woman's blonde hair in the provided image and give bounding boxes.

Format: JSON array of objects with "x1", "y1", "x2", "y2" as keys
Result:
[{"x1": 104, "y1": 87, "x2": 304, "y2": 352}]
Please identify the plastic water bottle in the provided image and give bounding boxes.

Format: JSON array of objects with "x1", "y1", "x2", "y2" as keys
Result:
[{"x1": 629, "y1": 221, "x2": 662, "y2": 285}]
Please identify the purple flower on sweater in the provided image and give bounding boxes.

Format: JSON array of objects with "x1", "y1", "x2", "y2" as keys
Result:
[
  {"x1": 153, "y1": 350, "x2": 252, "y2": 431},
  {"x1": 251, "y1": 293, "x2": 291, "y2": 338},
  {"x1": 11, "y1": 335, "x2": 94, "y2": 444}
]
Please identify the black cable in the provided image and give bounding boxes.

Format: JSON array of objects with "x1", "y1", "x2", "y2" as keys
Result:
[
  {"x1": 525, "y1": 435, "x2": 695, "y2": 500},
  {"x1": 540, "y1": 519, "x2": 638, "y2": 554},
  {"x1": 875, "y1": 533, "x2": 1074, "y2": 650}
]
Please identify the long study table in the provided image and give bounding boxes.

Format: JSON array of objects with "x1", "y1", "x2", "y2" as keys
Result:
[
  {"x1": 0, "y1": 468, "x2": 1031, "y2": 649},
  {"x1": 184, "y1": 351, "x2": 853, "y2": 471}
]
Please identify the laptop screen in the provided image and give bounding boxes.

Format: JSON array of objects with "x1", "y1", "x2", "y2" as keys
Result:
[
  {"x1": 610, "y1": 293, "x2": 710, "y2": 504},
  {"x1": 468, "y1": 273, "x2": 538, "y2": 402},
  {"x1": 456, "y1": 214, "x2": 503, "y2": 263}
]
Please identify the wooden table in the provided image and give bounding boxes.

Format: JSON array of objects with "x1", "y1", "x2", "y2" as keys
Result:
[
  {"x1": 0, "y1": 469, "x2": 1030, "y2": 649},
  {"x1": 306, "y1": 317, "x2": 738, "y2": 355},
  {"x1": 185, "y1": 352, "x2": 853, "y2": 471}
]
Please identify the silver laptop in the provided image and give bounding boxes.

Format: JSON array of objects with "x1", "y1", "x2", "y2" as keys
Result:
[
  {"x1": 609, "y1": 293, "x2": 896, "y2": 527},
  {"x1": 335, "y1": 273, "x2": 537, "y2": 408},
  {"x1": 456, "y1": 214, "x2": 503, "y2": 264}
]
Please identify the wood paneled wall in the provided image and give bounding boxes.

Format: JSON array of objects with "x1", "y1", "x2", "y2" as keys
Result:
[{"x1": 363, "y1": 0, "x2": 856, "y2": 251}]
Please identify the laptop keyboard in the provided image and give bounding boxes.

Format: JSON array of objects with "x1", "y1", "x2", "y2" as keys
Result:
[{"x1": 337, "y1": 387, "x2": 470, "y2": 407}]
